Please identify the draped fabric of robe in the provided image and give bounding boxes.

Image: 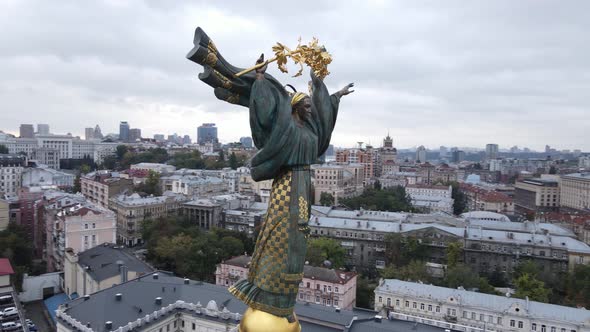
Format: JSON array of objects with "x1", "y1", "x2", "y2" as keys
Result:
[{"x1": 187, "y1": 27, "x2": 341, "y2": 318}]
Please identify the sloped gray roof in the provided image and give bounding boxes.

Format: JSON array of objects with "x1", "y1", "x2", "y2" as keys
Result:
[
  {"x1": 59, "y1": 272, "x2": 442, "y2": 332},
  {"x1": 77, "y1": 244, "x2": 154, "y2": 283},
  {"x1": 377, "y1": 279, "x2": 590, "y2": 326}
]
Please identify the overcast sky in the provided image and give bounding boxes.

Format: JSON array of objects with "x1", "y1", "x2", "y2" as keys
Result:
[{"x1": 1, "y1": 0, "x2": 589, "y2": 151}]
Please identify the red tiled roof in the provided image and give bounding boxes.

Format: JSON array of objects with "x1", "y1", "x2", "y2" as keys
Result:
[
  {"x1": 0, "y1": 258, "x2": 15, "y2": 276},
  {"x1": 460, "y1": 183, "x2": 513, "y2": 203}
]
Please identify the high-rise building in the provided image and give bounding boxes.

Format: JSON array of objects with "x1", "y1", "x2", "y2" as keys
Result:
[
  {"x1": 415, "y1": 145, "x2": 426, "y2": 163},
  {"x1": 182, "y1": 135, "x2": 192, "y2": 145},
  {"x1": 119, "y1": 121, "x2": 130, "y2": 142},
  {"x1": 93, "y1": 125, "x2": 103, "y2": 139},
  {"x1": 451, "y1": 150, "x2": 465, "y2": 163},
  {"x1": 19, "y1": 124, "x2": 34, "y2": 138},
  {"x1": 129, "y1": 128, "x2": 141, "y2": 142},
  {"x1": 37, "y1": 124, "x2": 50, "y2": 135},
  {"x1": 239, "y1": 136, "x2": 253, "y2": 148},
  {"x1": 153, "y1": 134, "x2": 165, "y2": 142},
  {"x1": 84, "y1": 127, "x2": 94, "y2": 140},
  {"x1": 485, "y1": 143, "x2": 499, "y2": 160},
  {"x1": 439, "y1": 146, "x2": 448, "y2": 158},
  {"x1": 197, "y1": 123, "x2": 218, "y2": 145}
]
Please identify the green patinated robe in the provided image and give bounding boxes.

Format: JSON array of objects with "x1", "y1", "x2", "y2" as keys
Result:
[{"x1": 187, "y1": 27, "x2": 341, "y2": 318}]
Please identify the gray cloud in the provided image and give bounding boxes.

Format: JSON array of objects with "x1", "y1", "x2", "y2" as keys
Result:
[{"x1": 0, "y1": 0, "x2": 589, "y2": 150}]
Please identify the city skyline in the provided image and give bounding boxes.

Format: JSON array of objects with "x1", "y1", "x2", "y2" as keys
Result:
[
  {"x1": 1, "y1": 122, "x2": 587, "y2": 153},
  {"x1": 1, "y1": 1, "x2": 589, "y2": 150}
]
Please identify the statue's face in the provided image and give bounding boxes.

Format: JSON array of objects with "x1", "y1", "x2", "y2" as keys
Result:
[{"x1": 296, "y1": 97, "x2": 312, "y2": 120}]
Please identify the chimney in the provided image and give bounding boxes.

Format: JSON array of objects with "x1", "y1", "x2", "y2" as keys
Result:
[
  {"x1": 105, "y1": 321, "x2": 113, "y2": 329},
  {"x1": 155, "y1": 297, "x2": 162, "y2": 305},
  {"x1": 153, "y1": 273, "x2": 159, "y2": 280},
  {"x1": 374, "y1": 315, "x2": 383, "y2": 323},
  {"x1": 115, "y1": 293, "x2": 122, "y2": 301},
  {"x1": 335, "y1": 307, "x2": 341, "y2": 313},
  {"x1": 184, "y1": 278, "x2": 190, "y2": 284},
  {"x1": 120, "y1": 264, "x2": 128, "y2": 283}
]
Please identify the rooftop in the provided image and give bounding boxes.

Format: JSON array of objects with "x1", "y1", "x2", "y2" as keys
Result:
[
  {"x1": 0, "y1": 258, "x2": 14, "y2": 276},
  {"x1": 75, "y1": 244, "x2": 154, "y2": 283},
  {"x1": 562, "y1": 172, "x2": 590, "y2": 180},
  {"x1": 222, "y1": 256, "x2": 357, "y2": 284},
  {"x1": 377, "y1": 279, "x2": 590, "y2": 326},
  {"x1": 58, "y1": 272, "x2": 439, "y2": 332}
]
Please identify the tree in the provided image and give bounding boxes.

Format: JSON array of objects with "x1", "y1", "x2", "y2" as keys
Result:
[
  {"x1": 340, "y1": 186, "x2": 414, "y2": 212},
  {"x1": 116, "y1": 145, "x2": 128, "y2": 160},
  {"x1": 380, "y1": 260, "x2": 431, "y2": 283},
  {"x1": 356, "y1": 276, "x2": 376, "y2": 309},
  {"x1": 445, "y1": 242, "x2": 463, "y2": 268},
  {"x1": 319, "y1": 192, "x2": 334, "y2": 207},
  {"x1": 73, "y1": 175, "x2": 81, "y2": 193},
  {"x1": 80, "y1": 164, "x2": 91, "y2": 174},
  {"x1": 444, "y1": 264, "x2": 496, "y2": 294},
  {"x1": 514, "y1": 273, "x2": 551, "y2": 302},
  {"x1": 228, "y1": 152, "x2": 239, "y2": 170},
  {"x1": 0, "y1": 144, "x2": 8, "y2": 154},
  {"x1": 219, "y1": 236, "x2": 244, "y2": 258},
  {"x1": 449, "y1": 182, "x2": 467, "y2": 215},
  {"x1": 136, "y1": 170, "x2": 161, "y2": 196},
  {"x1": 305, "y1": 237, "x2": 346, "y2": 268},
  {"x1": 383, "y1": 233, "x2": 426, "y2": 267},
  {"x1": 564, "y1": 264, "x2": 590, "y2": 308}
]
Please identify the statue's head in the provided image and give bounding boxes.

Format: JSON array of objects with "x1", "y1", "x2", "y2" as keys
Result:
[{"x1": 291, "y1": 92, "x2": 312, "y2": 120}]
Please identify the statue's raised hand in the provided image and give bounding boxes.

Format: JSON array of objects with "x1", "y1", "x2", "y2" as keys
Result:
[
  {"x1": 337, "y1": 83, "x2": 354, "y2": 97},
  {"x1": 255, "y1": 53, "x2": 268, "y2": 77}
]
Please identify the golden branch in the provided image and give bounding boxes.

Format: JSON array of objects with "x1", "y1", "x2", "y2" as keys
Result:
[{"x1": 235, "y1": 38, "x2": 332, "y2": 79}]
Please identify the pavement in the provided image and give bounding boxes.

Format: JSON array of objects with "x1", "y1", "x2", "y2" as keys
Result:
[{"x1": 22, "y1": 300, "x2": 54, "y2": 332}]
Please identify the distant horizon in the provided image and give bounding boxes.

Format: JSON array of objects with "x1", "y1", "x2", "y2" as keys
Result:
[{"x1": 3, "y1": 125, "x2": 588, "y2": 154}]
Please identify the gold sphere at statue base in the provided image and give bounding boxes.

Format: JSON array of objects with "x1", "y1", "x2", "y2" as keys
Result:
[{"x1": 238, "y1": 307, "x2": 301, "y2": 332}]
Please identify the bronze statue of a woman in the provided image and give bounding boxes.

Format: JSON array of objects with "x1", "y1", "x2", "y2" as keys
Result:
[{"x1": 187, "y1": 27, "x2": 353, "y2": 332}]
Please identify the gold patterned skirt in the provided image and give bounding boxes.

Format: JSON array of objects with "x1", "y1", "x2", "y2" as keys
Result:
[{"x1": 229, "y1": 166, "x2": 311, "y2": 318}]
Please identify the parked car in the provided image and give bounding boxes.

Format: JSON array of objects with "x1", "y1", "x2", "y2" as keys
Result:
[
  {"x1": 1, "y1": 321, "x2": 21, "y2": 331},
  {"x1": 0, "y1": 307, "x2": 17, "y2": 317},
  {"x1": 0, "y1": 295, "x2": 12, "y2": 305}
]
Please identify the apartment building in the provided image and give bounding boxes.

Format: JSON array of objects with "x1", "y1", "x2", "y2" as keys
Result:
[
  {"x1": 312, "y1": 163, "x2": 365, "y2": 205},
  {"x1": 560, "y1": 173, "x2": 590, "y2": 213},
  {"x1": 80, "y1": 171, "x2": 133, "y2": 207},
  {"x1": 406, "y1": 184, "x2": 454, "y2": 214},
  {"x1": 109, "y1": 193, "x2": 186, "y2": 246},
  {"x1": 514, "y1": 177, "x2": 560, "y2": 215},
  {"x1": 375, "y1": 279, "x2": 589, "y2": 332},
  {"x1": 216, "y1": 255, "x2": 358, "y2": 310}
]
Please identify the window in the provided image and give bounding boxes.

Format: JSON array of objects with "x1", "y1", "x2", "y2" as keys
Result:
[
  {"x1": 541, "y1": 325, "x2": 546, "y2": 332},
  {"x1": 428, "y1": 304, "x2": 432, "y2": 311},
  {"x1": 85, "y1": 223, "x2": 88, "y2": 229},
  {"x1": 405, "y1": 301, "x2": 409, "y2": 307},
  {"x1": 387, "y1": 298, "x2": 391, "y2": 306},
  {"x1": 316, "y1": 296, "x2": 320, "y2": 303},
  {"x1": 488, "y1": 315, "x2": 493, "y2": 323},
  {"x1": 327, "y1": 299, "x2": 331, "y2": 305},
  {"x1": 420, "y1": 303, "x2": 425, "y2": 310},
  {"x1": 462, "y1": 311, "x2": 468, "y2": 318},
  {"x1": 551, "y1": 328, "x2": 556, "y2": 332},
  {"x1": 335, "y1": 287, "x2": 339, "y2": 293},
  {"x1": 299, "y1": 293, "x2": 304, "y2": 300},
  {"x1": 480, "y1": 314, "x2": 484, "y2": 321},
  {"x1": 192, "y1": 323, "x2": 196, "y2": 330},
  {"x1": 532, "y1": 323, "x2": 537, "y2": 331},
  {"x1": 435, "y1": 306, "x2": 440, "y2": 313},
  {"x1": 412, "y1": 302, "x2": 417, "y2": 309},
  {"x1": 497, "y1": 317, "x2": 502, "y2": 325},
  {"x1": 510, "y1": 320, "x2": 516, "y2": 327},
  {"x1": 471, "y1": 312, "x2": 476, "y2": 320},
  {"x1": 307, "y1": 282, "x2": 310, "y2": 288},
  {"x1": 92, "y1": 223, "x2": 96, "y2": 228},
  {"x1": 316, "y1": 284, "x2": 320, "y2": 290},
  {"x1": 334, "y1": 299, "x2": 338, "y2": 306},
  {"x1": 378, "y1": 296, "x2": 382, "y2": 303},
  {"x1": 519, "y1": 321, "x2": 524, "y2": 328},
  {"x1": 396, "y1": 299, "x2": 400, "y2": 306}
]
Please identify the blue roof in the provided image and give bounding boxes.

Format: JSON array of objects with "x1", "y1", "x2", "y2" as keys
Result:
[{"x1": 44, "y1": 293, "x2": 70, "y2": 323}]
